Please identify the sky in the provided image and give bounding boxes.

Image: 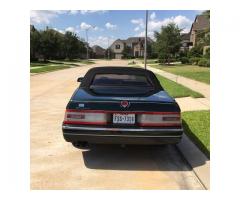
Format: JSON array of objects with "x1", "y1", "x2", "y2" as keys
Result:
[{"x1": 30, "y1": 10, "x2": 203, "y2": 48}]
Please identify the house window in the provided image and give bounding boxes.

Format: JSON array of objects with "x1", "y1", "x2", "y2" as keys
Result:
[{"x1": 115, "y1": 44, "x2": 121, "y2": 49}]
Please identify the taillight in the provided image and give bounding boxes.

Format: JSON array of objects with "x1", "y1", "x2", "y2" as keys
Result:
[
  {"x1": 138, "y1": 112, "x2": 181, "y2": 127},
  {"x1": 63, "y1": 109, "x2": 107, "y2": 125}
]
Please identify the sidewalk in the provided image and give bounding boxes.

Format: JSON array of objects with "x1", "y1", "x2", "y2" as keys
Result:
[
  {"x1": 137, "y1": 63, "x2": 210, "y2": 188},
  {"x1": 140, "y1": 64, "x2": 210, "y2": 100},
  {"x1": 175, "y1": 97, "x2": 209, "y2": 112},
  {"x1": 138, "y1": 63, "x2": 210, "y2": 112}
]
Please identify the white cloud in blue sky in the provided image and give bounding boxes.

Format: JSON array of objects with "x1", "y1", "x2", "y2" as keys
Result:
[
  {"x1": 80, "y1": 10, "x2": 107, "y2": 15},
  {"x1": 30, "y1": 10, "x2": 201, "y2": 48},
  {"x1": 150, "y1": 12, "x2": 156, "y2": 20},
  {"x1": 30, "y1": 10, "x2": 66, "y2": 24},
  {"x1": 80, "y1": 22, "x2": 92, "y2": 30},
  {"x1": 68, "y1": 10, "x2": 79, "y2": 15},
  {"x1": 65, "y1": 26, "x2": 75, "y2": 32},
  {"x1": 105, "y1": 22, "x2": 117, "y2": 30},
  {"x1": 133, "y1": 13, "x2": 192, "y2": 38}
]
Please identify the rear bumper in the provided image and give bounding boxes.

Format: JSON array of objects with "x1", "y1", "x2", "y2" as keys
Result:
[{"x1": 62, "y1": 125, "x2": 183, "y2": 145}]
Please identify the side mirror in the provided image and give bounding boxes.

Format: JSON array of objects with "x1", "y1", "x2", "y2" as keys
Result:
[{"x1": 77, "y1": 77, "x2": 84, "y2": 82}]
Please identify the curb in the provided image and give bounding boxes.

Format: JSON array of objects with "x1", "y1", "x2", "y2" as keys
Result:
[{"x1": 177, "y1": 134, "x2": 210, "y2": 190}]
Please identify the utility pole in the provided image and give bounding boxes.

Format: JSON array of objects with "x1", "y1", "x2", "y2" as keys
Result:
[
  {"x1": 107, "y1": 37, "x2": 110, "y2": 59},
  {"x1": 144, "y1": 10, "x2": 148, "y2": 70},
  {"x1": 85, "y1": 28, "x2": 90, "y2": 60}
]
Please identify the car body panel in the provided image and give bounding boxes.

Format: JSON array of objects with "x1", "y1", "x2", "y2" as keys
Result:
[
  {"x1": 62, "y1": 124, "x2": 182, "y2": 145},
  {"x1": 62, "y1": 66, "x2": 183, "y2": 145},
  {"x1": 71, "y1": 88, "x2": 175, "y2": 103},
  {"x1": 67, "y1": 88, "x2": 179, "y2": 112}
]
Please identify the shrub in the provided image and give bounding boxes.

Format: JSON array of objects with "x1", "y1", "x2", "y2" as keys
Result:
[
  {"x1": 169, "y1": 58, "x2": 177, "y2": 63},
  {"x1": 188, "y1": 46, "x2": 203, "y2": 57},
  {"x1": 204, "y1": 47, "x2": 210, "y2": 59},
  {"x1": 180, "y1": 57, "x2": 190, "y2": 64},
  {"x1": 198, "y1": 58, "x2": 210, "y2": 67},
  {"x1": 178, "y1": 51, "x2": 188, "y2": 60},
  {"x1": 158, "y1": 58, "x2": 166, "y2": 64},
  {"x1": 189, "y1": 57, "x2": 201, "y2": 65}
]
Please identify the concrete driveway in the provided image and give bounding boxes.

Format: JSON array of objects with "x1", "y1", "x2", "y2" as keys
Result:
[{"x1": 30, "y1": 59, "x2": 204, "y2": 189}]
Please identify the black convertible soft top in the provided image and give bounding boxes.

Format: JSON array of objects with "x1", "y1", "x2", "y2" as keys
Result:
[{"x1": 80, "y1": 66, "x2": 163, "y2": 91}]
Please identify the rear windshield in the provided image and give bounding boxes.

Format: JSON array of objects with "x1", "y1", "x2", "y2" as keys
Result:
[{"x1": 91, "y1": 74, "x2": 153, "y2": 87}]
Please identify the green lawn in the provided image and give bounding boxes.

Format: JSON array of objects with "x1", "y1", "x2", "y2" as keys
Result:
[
  {"x1": 182, "y1": 110, "x2": 210, "y2": 158},
  {"x1": 135, "y1": 58, "x2": 158, "y2": 64},
  {"x1": 156, "y1": 74, "x2": 204, "y2": 98},
  {"x1": 150, "y1": 64, "x2": 210, "y2": 84},
  {"x1": 76, "y1": 59, "x2": 95, "y2": 64},
  {"x1": 30, "y1": 65, "x2": 71, "y2": 73},
  {"x1": 30, "y1": 59, "x2": 95, "y2": 73}
]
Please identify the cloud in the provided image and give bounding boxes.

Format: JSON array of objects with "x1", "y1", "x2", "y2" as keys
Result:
[
  {"x1": 149, "y1": 15, "x2": 192, "y2": 33},
  {"x1": 135, "y1": 31, "x2": 154, "y2": 39},
  {"x1": 30, "y1": 10, "x2": 67, "y2": 24},
  {"x1": 93, "y1": 26, "x2": 103, "y2": 31},
  {"x1": 53, "y1": 28, "x2": 65, "y2": 34},
  {"x1": 134, "y1": 26, "x2": 140, "y2": 32},
  {"x1": 89, "y1": 36, "x2": 115, "y2": 48},
  {"x1": 105, "y1": 22, "x2": 117, "y2": 30},
  {"x1": 69, "y1": 10, "x2": 79, "y2": 15},
  {"x1": 131, "y1": 18, "x2": 145, "y2": 33},
  {"x1": 172, "y1": 15, "x2": 192, "y2": 32},
  {"x1": 65, "y1": 27, "x2": 75, "y2": 32},
  {"x1": 79, "y1": 22, "x2": 101, "y2": 33},
  {"x1": 131, "y1": 18, "x2": 144, "y2": 28},
  {"x1": 132, "y1": 15, "x2": 193, "y2": 38},
  {"x1": 80, "y1": 10, "x2": 107, "y2": 15},
  {"x1": 30, "y1": 10, "x2": 107, "y2": 24},
  {"x1": 150, "y1": 12, "x2": 156, "y2": 20},
  {"x1": 80, "y1": 22, "x2": 92, "y2": 30}
]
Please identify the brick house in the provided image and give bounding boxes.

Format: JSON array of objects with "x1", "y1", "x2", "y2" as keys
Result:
[
  {"x1": 189, "y1": 15, "x2": 210, "y2": 47},
  {"x1": 180, "y1": 14, "x2": 210, "y2": 51},
  {"x1": 92, "y1": 45, "x2": 106, "y2": 58},
  {"x1": 180, "y1": 33, "x2": 191, "y2": 51},
  {"x1": 110, "y1": 37, "x2": 153, "y2": 59}
]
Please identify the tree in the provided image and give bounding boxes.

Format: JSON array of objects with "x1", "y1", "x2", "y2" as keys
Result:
[
  {"x1": 150, "y1": 42, "x2": 159, "y2": 59},
  {"x1": 154, "y1": 23, "x2": 182, "y2": 65},
  {"x1": 64, "y1": 31, "x2": 83, "y2": 60},
  {"x1": 39, "y1": 28, "x2": 63, "y2": 61},
  {"x1": 188, "y1": 46, "x2": 203, "y2": 58},
  {"x1": 122, "y1": 46, "x2": 132, "y2": 58},
  {"x1": 30, "y1": 25, "x2": 41, "y2": 61},
  {"x1": 30, "y1": 26, "x2": 87, "y2": 61}
]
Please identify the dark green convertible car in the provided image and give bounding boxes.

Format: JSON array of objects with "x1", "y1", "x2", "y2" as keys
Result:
[{"x1": 62, "y1": 67, "x2": 183, "y2": 147}]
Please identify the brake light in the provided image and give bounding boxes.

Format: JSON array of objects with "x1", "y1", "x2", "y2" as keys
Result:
[
  {"x1": 63, "y1": 109, "x2": 107, "y2": 125},
  {"x1": 138, "y1": 112, "x2": 181, "y2": 127}
]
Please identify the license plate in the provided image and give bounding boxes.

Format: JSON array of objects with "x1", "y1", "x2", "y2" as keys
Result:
[{"x1": 113, "y1": 113, "x2": 135, "y2": 124}]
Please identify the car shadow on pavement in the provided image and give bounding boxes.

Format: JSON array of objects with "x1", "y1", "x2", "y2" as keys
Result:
[{"x1": 81, "y1": 144, "x2": 205, "y2": 171}]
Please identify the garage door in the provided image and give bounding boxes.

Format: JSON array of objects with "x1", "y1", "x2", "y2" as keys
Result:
[{"x1": 115, "y1": 54, "x2": 123, "y2": 59}]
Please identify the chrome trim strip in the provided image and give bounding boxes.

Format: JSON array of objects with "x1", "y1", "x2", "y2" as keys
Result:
[
  {"x1": 62, "y1": 125, "x2": 183, "y2": 132},
  {"x1": 63, "y1": 133, "x2": 182, "y2": 138}
]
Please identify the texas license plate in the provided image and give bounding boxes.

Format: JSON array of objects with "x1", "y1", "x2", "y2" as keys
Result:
[{"x1": 113, "y1": 114, "x2": 135, "y2": 124}]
